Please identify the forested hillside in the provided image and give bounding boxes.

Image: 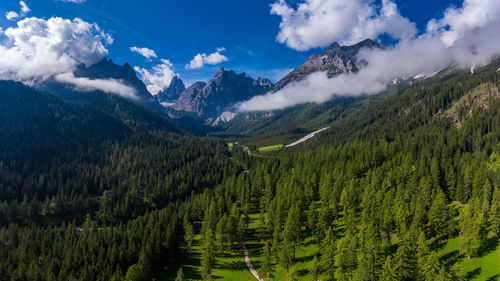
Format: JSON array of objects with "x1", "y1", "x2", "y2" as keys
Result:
[
  {"x1": 164, "y1": 61, "x2": 500, "y2": 280},
  {"x1": 0, "y1": 81, "x2": 241, "y2": 280},
  {"x1": 1, "y1": 61, "x2": 500, "y2": 280}
]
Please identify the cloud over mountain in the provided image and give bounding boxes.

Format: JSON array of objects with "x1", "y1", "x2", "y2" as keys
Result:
[
  {"x1": 134, "y1": 59, "x2": 177, "y2": 95},
  {"x1": 237, "y1": 0, "x2": 500, "y2": 112},
  {"x1": 186, "y1": 47, "x2": 228, "y2": 69},
  {"x1": 0, "y1": 16, "x2": 136, "y2": 98},
  {"x1": 271, "y1": 0, "x2": 416, "y2": 51}
]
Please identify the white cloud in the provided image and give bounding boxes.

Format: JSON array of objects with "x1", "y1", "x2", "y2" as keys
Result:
[
  {"x1": 6, "y1": 1, "x2": 31, "y2": 21},
  {"x1": 0, "y1": 17, "x2": 109, "y2": 80},
  {"x1": 237, "y1": 0, "x2": 500, "y2": 112},
  {"x1": 130, "y1": 46, "x2": 157, "y2": 60},
  {"x1": 60, "y1": 0, "x2": 86, "y2": 3},
  {"x1": 186, "y1": 47, "x2": 228, "y2": 69},
  {"x1": 55, "y1": 72, "x2": 137, "y2": 99},
  {"x1": 135, "y1": 59, "x2": 177, "y2": 95},
  {"x1": 271, "y1": 0, "x2": 417, "y2": 51},
  {"x1": 6, "y1": 11, "x2": 20, "y2": 21},
  {"x1": 0, "y1": 16, "x2": 136, "y2": 98},
  {"x1": 20, "y1": 1, "x2": 30, "y2": 14}
]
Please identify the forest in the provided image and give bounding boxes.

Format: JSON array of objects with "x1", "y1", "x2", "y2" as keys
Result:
[{"x1": 1, "y1": 61, "x2": 500, "y2": 281}]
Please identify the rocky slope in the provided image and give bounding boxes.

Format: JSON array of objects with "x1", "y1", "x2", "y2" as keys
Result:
[
  {"x1": 157, "y1": 76, "x2": 186, "y2": 103},
  {"x1": 273, "y1": 39, "x2": 384, "y2": 90},
  {"x1": 173, "y1": 68, "x2": 272, "y2": 118}
]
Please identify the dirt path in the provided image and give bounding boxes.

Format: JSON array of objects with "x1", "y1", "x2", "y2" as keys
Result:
[{"x1": 242, "y1": 241, "x2": 264, "y2": 281}]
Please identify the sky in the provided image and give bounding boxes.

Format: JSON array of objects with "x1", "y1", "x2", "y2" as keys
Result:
[
  {"x1": 1, "y1": 0, "x2": 499, "y2": 112},
  {"x1": 0, "y1": 0, "x2": 461, "y2": 86}
]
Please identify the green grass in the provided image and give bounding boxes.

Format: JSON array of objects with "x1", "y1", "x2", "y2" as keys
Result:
[
  {"x1": 257, "y1": 144, "x2": 284, "y2": 152},
  {"x1": 228, "y1": 142, "x2": 239, "y2": 148},
  {"x1": 159, "y1": 234, "x2": 255, "y2": 281},
  {"x1": 244, "y1": 213, "x2": 323, "y2": 281},
  {"x1": 438, "y1": 236, "x2": 500, "y2": 281}
]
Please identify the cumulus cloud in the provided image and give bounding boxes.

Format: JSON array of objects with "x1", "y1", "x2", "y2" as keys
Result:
[
  {"x1": 5, "y1": 12, "x2": 19, "y2": 21},
  {"x1": 6, "y1": 1, "x2": 31, "y2": 21},
  {"x1": 0, "y1": 17, "x2": 109, "y2": 80},
  {"x1": 0, "y1": 16, "x2": 137, "y2": 98},
  {"x1": 130, "y1": 46, "x2": 158, "y2": 60},
  {"x1": 271, "y1": 0, "x2": 417, "y2": 50},
  {"x1": 186, "y1": 47, "x2": 228, "y2": 69},
  {"x1": 135, "y1": 59, "x2": 177, "y2": 95},
  {"x1": 237, "y1": 0, "x2": 500, "y2": 112},
  {"x1": 20, "y1": 1, "x2": 30, "y2": 14}
]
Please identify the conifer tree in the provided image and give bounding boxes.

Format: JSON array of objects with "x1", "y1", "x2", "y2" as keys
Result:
[
  {"x1": 201, "y1": 229, "x2": 215, "y2": 280},
  {"x1": 175, "y1": 268, "x2": 184, "y2": 281},
  {"x1": 308, "y1": 255, "x2": 319, "y2": 281},
  {"x1": 380, "y1": 256, "x2": 398, "y2": 281},
  {"x1": 261, "y1": 241, "x2": 273, "y2": 281},
  {"x1": 428, "y1": 189, "x2": 453, "y2": 237},
  {"x1": 320, "y1": 228, "x2": 336, "y2": 280}
]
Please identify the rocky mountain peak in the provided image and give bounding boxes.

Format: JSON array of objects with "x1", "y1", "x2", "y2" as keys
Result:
[
  {"x1": 157, "y1": 76, "x2": 186, "y2": 103},
  {"x1": 173, "y1": 69, "x2": 272, "y2": 118},
  {"x1": 273, "y1": 39, "x2": 384, "y2": 90}
]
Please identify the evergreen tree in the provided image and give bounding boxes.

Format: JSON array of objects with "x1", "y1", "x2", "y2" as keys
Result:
[
  {"x1": 308, "y1": 255, "x2": 319, "y2": 281},
  {"x1": 490, "y1": 185, "x2": 500, "y2": 236},
  {"x1": 421, "y1": 252, "x2": 440, "y2": 281},
  {"x1": 459, "y1": 208, "x2": 485, "y2": 260},
  {"x1": 261, "y1": 241, "x2": 273, "y2": 280},
  {"x1": 320, "y1": 228, "x2": 336, "y2": 280},
  {"x1": 175, "y1": 268, "x2": 184, "y2": 281},
  {"x1": 334, "y1": 230, "x2": 358, "y2": 281},
  {"x1": 184, "y1": 222, "x2": 195, "y2": 253},
  {"x1": 380, "y1": 256, "x2": 398, "y2": 281},
  {"x1": 125, "y1": 264, "x2": 143, "y2": 281},
  {"x1": 428, "y1": 189, "x2": 453, "y2": 237},
  {"x1": 201, "y1": 229, "x2": 215, "y2": 280}
]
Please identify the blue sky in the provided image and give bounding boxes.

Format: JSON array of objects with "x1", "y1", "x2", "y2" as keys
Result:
[{"x1": 0, "y1": 0, "x2": 463, "y2": 85}]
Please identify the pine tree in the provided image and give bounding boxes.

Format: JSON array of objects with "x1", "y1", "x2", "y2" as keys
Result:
[
  {"x1": 307, "y1": 202, "x2": 317, "y2": 235},
  {"x1": 175, "y1": 268, "x2": 184, "y2": 281},
  {"x1": 334, "y1": 230, "x2": 358, "y2": 281},
  {"x1": 284, "y1": 204, "x2": 301, "y2": 259},
  {"x1": 308, "y1": 255, "x2": 319, "y2": 281},
  {"x1": 428, "y1": 189, "x2": 453, "y2": 238},
  {"x1": 201, "y1": 229, "x2": 215, "y2": 280},
  {"x1": 184, "y1": 220, "x2": 195, "y2": 253},
  {"x1": 320, "y1": 228, "x2": 336, "y2": 280},
  {"x1": 459, "y1": 208, "x2": 485, "y2": 260},
  {"x1": 490, "y1": 185, "x2": 500, "y2": 236},
  {"x1": 416, "y1": 231, "x2": 430, "y2": 278},
  {"x1": 261, "y1": 241, "x2": 273, "y2": 280},
  {"x1": 380, "y1": 256, "x2": 398, "y2": 281},
  {"x1": 421, "y1": 252, "x2": 440, "y2": 281},
  {"x1": 125, "y1": 264, "x2": 143, "y2": 281}
]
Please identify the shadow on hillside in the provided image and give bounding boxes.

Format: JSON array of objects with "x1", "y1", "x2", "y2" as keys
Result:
[
  {"x1": 467, "y1": 267, "x2": 482, "y2": 280},
  {"x1": 479, "y1": 237, "x2": 499, "y2": 257},
  {"x1": 439, "y1": 249, "x2": 462, "y2": 267},
  {"x1": 486, "y1": 274, "x2": 499, "y2": 281},
  {"x1": 217, "y1": 260, "x2": 248, "y2": 271}
]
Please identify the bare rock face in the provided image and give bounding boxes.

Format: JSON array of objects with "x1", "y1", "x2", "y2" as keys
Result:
[
  {"x1": 157, "y1": 77, "x2": 186, "y2": 103},
  {"x1": 174, "y1": 68, "x2": 272, "y2": 118},
  {"x1": 273, "y1": 39, "x2": 384, "y2": 90}
]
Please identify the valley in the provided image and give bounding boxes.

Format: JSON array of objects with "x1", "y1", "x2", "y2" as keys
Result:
[{"x1": 1, "y1": 1, "x2": 500, "y2": 280}]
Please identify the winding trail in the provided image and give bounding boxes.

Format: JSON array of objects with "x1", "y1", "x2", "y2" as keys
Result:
[{"x1": 242, "y1": 241, "x2": 264, "y2": 281}]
